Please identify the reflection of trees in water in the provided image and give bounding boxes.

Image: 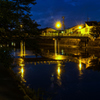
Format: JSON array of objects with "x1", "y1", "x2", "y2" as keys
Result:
[
  {"x1": 40, "y1": 44, "x2": 91, "y2": 57},
  {"x1": 86, "y1": 59, "x2": 100, "y2": 71},
  {"x1": 25, "y1": 39, "x2": 42, "y2": 56},
  {"x1": 87, "y1": 48, "x2": 100, "y2": 57}
]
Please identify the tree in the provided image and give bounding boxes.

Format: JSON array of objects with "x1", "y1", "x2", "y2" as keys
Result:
[
  {"x1": 0, "y1": 0, "x2": 40, "y2": 67},
  {"x1": 0, "y1": 0, "x2": 40, "y2": 41},
  {"x1": 21, "y1": 15, "x2": 40, "y2": 37},
  {"x1": 0, "y1": 0, "x2": 14, "y2": 38}
]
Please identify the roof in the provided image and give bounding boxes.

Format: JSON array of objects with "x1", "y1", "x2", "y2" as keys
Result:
[
  {"x1": 39, "y1": 27, "x2": 56, "y2": 31},
  {"x1": 85, "y1": 21, "x2": 98, "y2": 26},
  {"x1": 66, "y1": 24, "x2": 85, "y2": 30}
]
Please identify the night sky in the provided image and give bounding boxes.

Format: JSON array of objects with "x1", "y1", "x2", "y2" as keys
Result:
[{"x1": 31, "y1": 0, "x2": 100, "y2": 29}]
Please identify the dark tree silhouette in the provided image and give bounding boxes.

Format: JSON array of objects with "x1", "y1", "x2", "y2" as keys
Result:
[
  {"x1": 0, "y1": 0, "x2": 40, "y2": 41},
  {"x1": 0, "y1": 0, "x2": 40, "y2": 67}
]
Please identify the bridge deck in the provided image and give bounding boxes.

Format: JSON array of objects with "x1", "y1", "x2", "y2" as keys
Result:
[{"x1": 40, "y1": 33, "x2": 94, "y2": 40}]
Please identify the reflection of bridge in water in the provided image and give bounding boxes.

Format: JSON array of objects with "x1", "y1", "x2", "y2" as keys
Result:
[
  {"x1": 13, "y1": 40, "x2": 100, "y2": 82},
  {"x1": 13, "y1": 40, "x2": 97, "y2": 68}
]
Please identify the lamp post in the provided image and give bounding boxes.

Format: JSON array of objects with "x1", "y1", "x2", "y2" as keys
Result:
[
  {"x1": 55, "y1": 21, "x2": 62, "y2": 54},
  {"x1": 55, "y1": 21, "x2": 62, "y2": 36}
]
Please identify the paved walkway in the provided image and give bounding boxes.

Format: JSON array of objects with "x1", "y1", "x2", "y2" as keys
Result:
[{"x1": 0, "y1": 64, "x2": 25, "y2": 100}]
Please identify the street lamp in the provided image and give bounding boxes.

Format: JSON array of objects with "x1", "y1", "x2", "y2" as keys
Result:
[
  {"x1": 55, "y1": 21, "x2": 62, "y2": 36},
  {"x1": 55, "y1": 21, "x2": 62, "y2": 29}
]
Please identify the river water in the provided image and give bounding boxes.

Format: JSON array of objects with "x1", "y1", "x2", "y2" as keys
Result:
[{"x1": 12, "y1": 42, "x2": 100, "y2": 100}]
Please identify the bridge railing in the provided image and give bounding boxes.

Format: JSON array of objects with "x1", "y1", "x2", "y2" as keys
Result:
[
  {"x1": 41, "y1": 33, "x2": 91, "y2": 37},
  {"x1": 40, "y1": 33, "x2": 95, "y2": 40}
]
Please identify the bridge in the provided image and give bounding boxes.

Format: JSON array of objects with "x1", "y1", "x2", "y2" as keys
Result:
[{"x1": 40, "y1": 33, "x2": 94, "y2": 40}]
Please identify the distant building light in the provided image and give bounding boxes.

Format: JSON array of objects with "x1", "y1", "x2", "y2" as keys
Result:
[
  {"x1": 11, "y1": 42, "x2": 14, "y2": 46},
  {"x1": 14, "y1": 43, "x2": 16, "y2": 46},
  {"x1": 61, "y1": 31, "x2": 64, "y2": 33},
  {"x1": 78, "y1": 26, "x2": 82, "y2": 29}
]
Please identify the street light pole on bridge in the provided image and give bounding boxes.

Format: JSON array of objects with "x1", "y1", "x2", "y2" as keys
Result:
[{"x1": 54, "y1": 21, "x2": 62, "y2": 54}]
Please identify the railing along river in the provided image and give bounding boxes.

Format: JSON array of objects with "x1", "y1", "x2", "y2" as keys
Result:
[{"x1": 40, "y1": 33, "x2": 94, "y2": 40}]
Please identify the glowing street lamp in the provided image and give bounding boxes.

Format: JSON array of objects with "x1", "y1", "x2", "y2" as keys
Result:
[
  {"x1": 55, "y1": 21, "x2": 62, "y2": 29},
  {"x1": 55, "y1": 21, "x2": 62, "y2": 36}
]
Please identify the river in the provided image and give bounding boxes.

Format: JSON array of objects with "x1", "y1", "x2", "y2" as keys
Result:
[{"x1": 12, "y1": 41, "x2": 100, "y2": 100}]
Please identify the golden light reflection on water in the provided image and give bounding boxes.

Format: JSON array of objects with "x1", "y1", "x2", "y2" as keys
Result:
[
  {"x1": 18, "y1": 58, "x2": 26, "y2": 82},
  {"x1": 79, "y1": 60, "x2": 82, "y2": 71},
  {"x1": 54, "y1": 54, "x2": 66, "y2": 60},
  {"x1": 78, "y1": 58, "x2": 83, "y2": 77},
  {"x1": 20, "y1": 41, "x2": 26, "y2": 57},
  {"x1": 21, "y1": 67, "x2": 24, "y2": 78},
  {"x1": 57, "y1": 61, "x2": 62, "y2": 86}
]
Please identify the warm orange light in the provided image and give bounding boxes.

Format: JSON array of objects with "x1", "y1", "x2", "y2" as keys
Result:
[
  {"x1": 57, "y1": 62, "x2": 61, "y2": 76},
  {"x1": 78, "y1": 26, "x2": 82, "y2": 29},
  {"x1": 79, "y1": 59, "x2": 82, "y2": 70},
  {"x1": 55, "y1": 55, "x2": 65, "y2": 60},
  {"x1": 55, "y1": 21, "x2": 62, "y2": 29},
  {"x1": 20, "y1": 24, "x2": 23, "y2": 28},
  {"x1": 57, "y1": 66, "x2": 61, "y2": 74},
  {"x1": 57, "y1": 62, "x2": 62, "y2": 86},
  {"x1": 78, "y1": 58, "x2": 83, "y2": 76},
  {"x1": 21, "y1": 67, "x2": 24, "y2": 76}
]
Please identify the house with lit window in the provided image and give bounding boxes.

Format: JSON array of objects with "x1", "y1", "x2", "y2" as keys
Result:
[
  {"x1": 66, "y1": 24, "x2": 84, "y2": 34},
  {"x1": 66, "y1": 21, "x2": 99, "y2": 35},
  {"x1": 40, "y1": 27, "x2": 56, "y2": 36},
  {"x1": 78, "y1": 21, "x2": 98, "y2": 35}
]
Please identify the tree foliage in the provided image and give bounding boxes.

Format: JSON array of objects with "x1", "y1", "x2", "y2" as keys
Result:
[
  {"x1": 0, "y1": 0, "x2": 40, "y2": 41},
  {"x1": 0, "y1": 47, "x2": 13, "y2": 67},
  {"x1": 0, "y1": 0, "x2": 40, "y2": 67}
]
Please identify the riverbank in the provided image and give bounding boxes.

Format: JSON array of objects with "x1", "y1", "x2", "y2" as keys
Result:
[
  {"x1": 0, "y1": 63, "x2": 50, "y2": 100},
  {"x1": 0, "y1": 63, "x2": 25, "y2": 100}
]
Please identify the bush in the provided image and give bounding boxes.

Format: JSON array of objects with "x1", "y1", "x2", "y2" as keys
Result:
[{"x1": 0, "y1": 47, "x2": 13, "y2": 68}]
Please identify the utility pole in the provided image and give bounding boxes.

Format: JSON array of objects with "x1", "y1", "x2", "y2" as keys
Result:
[
  {"x1": 62, "y1": 16, "x2": 65, "y2": 31},
  {"x1": 87, "y1": 13, "x2": 89, "y2": 22}
]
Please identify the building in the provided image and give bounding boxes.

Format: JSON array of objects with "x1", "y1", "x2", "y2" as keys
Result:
[
  {"x1": 78, "y1": 21, "x2": 98, "y2": 35},
  {"x1": 66, "y1": 24, "x2": 84, "y2": 34},
  {"x1": 40, "y1": 21, "x2": 100, "y2": 36},
  {"x1": 66, "y1": 21, "x2": 99, "y2": 35},
  {"x1": 40, "y1": 27, "x2": 56, "y2": 35}
]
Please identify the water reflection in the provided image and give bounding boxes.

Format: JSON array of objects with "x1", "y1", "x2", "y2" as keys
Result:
[
  {"x1": 86, "y1": 58, "x2": 100, "y2": 71},
  {"x1": 20, "y1": 40, "x2": 25, "y2": 57},
  {"x1": 18, "y1": 58, "x2": 26, "y2": 82},
  {"x1": 14, "y1": 40, "x2": 100, "y2": 83},
  {"x1": 78, "y1": 57, "x2": 83, "y2": 76},
  {"x1": 12, "y1": 40, "x2": 100, "y2": 100},
  {"x1": 57, "y1": 61, "x2": 62, "y2": 86}
]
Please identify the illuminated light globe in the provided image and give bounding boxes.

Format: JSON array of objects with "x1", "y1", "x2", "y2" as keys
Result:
[
  {"x1": 55, "y1": 21, "x2": 62, "y2": 29},
  {"x1": 78, "y1": 26, "x2": 82, "y2": 29}
]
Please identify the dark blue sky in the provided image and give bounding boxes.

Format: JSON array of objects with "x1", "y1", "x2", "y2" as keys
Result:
[{"x1": 31, "y1": 0, "x2": 100, "y2": 29}]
